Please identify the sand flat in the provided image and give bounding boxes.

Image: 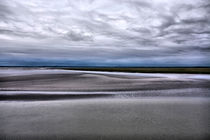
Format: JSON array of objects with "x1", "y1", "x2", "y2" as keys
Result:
[
  {"x1": 0, "y1": 68, "x2": 210, "y2": 93},
  {"x1": 0, "y1": 68, "x2": 210, "y2": 140},
  {"x1": 0, "y1": 97, "x2": 210, "y2": 140}
]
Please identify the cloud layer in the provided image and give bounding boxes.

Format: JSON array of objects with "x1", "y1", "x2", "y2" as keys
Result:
[{"x1": 0, "y1": 0, "x2": 210, "y2": 66}]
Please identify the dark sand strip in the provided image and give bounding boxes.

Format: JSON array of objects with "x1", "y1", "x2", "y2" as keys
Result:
[
  {"x1": 0, "y1": 88, "x2": 210, "y2": 101},
  {"x1": 0, "y1": 94, "x2": 114, "y2": 101}
]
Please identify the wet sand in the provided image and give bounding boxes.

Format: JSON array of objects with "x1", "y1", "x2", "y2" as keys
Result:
[
  {"x1": 0, "y1": 68, "x2": 210, "y2": 139},
  {"x1": 0, "y1": 98, "x2": 210, "y2": 140}
]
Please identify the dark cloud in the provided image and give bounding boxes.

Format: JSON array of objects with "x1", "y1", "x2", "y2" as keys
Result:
[
  {"x1": 65, "y1": 30, "x2": 93, "y2": 41},
  {"x1": 0, "y1": 2, "x2": 13, "y2": 20}
]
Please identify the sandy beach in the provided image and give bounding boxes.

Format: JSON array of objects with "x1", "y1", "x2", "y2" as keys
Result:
[{"x1": 0, "y1": 68, "x2": 210, "y2": 140}]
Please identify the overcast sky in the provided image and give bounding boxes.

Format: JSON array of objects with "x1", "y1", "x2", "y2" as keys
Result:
[{"x1": 0, "y1": 0, "x2": 210, "y2": 66}]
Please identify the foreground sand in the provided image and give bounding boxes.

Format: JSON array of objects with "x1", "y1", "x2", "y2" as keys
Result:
[
  {"x1": 0, "y1": 98, "x2": 210, "y2": 140},
  {"x1": 0, "y1": 68, "x2": 210, "y2": 139}
]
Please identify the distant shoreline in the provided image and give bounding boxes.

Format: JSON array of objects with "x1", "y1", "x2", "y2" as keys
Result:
[
  {"x1": 0, "y1": 67, "x2": 210, "y2": 74},
  {"x1": 62, "y1": 67, "x2": 210, "y2": 74}
]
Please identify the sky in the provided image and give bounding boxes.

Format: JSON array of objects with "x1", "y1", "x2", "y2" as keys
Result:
[{"x1": 0, "y1": 0, "x2": 210, "y2": 67}]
